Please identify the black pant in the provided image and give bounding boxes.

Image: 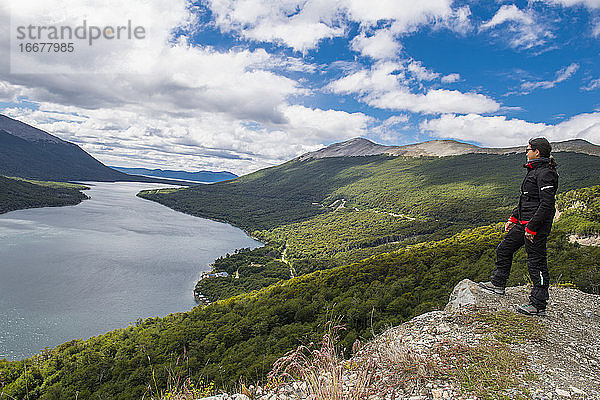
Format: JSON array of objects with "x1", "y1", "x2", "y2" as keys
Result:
[{"x1": 491, "y1": 223, "x2": 550, "y2": 309}]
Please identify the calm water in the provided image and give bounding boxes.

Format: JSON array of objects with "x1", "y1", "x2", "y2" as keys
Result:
[{"x1": 0, "y1": 182, "x2": 262, "y2": 360}]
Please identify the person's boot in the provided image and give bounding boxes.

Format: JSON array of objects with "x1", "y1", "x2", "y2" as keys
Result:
[
  {"x1": 477, "y1": 281, "x2": 506, "y2": 295},
  {"x1": 516, "y1": 303, "x2": 546, "y2": 316}
]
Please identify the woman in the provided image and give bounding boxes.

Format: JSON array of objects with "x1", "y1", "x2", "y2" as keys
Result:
[{"x1": 479, "y1": 137, "x2": 559, "y2": 316}]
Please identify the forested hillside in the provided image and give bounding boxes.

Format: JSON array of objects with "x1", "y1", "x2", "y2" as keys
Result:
[
  {"x1": 140, "y1": 152, "x2": 600, "y2": 271},
  {"x1": 139, "y1": 152, "x2": 600, "y2": 231},
  {"x1": 1, "y1": 211, "x2": 598, "y2": 399},
  {"x1": 555, "y1": 185, "x2": 600, "y2": 235},
  {"x1": 0, "y1": 176, "x2": 89, "y2": 214},
  {"x1": 3, "y1": 144, "x2": 599, "y2": 399}
]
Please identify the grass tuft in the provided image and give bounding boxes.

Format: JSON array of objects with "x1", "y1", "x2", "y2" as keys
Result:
[
  {"x1": 458, "y1": 310, "x2": 546, "y2": 344},
  {"x1": 436, "y1": 339, "x2": 536, "y2": 400}
]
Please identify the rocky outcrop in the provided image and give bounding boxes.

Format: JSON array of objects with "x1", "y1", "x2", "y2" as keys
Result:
[
  {"x1": 568, "y1": 234, "x2": 600, "y2": 247},
  {"x1": 200, "y1": 280, "x2": 599, "y2": 400}
]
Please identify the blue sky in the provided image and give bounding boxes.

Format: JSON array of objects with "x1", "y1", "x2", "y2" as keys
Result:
[{"x1": 0, "y1": 0, "x2": 599, "y2": 174}]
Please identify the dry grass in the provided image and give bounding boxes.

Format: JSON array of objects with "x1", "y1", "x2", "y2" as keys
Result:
[
  {"x1": 269, "y1": 324, "x2": 373, "y2": 400},
  {"x1": 359, "y1": 328, "x2": 436, "y2": 394}
]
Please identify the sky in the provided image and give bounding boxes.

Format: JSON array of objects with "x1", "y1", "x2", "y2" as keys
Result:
[{"x1": 0, "y1": 0, "x2": 599, "y2": 175}]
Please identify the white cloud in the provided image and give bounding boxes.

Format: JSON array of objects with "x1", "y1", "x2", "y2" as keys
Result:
[
  {"x1": 521, "y1": 63, "x2": 579, "y2": 93},
  {"x1": 3, "y1": 45, "x2": 303, "y2": 123},
  {"x1": 0, "y1": 82, "x2": 23, "y2": 102},
  {"x1": 205, "y1": 0, "x2": 459, "y2": 52},
  {"x1": 480, "y1": 5, "x2": 553, "y2": 49},
  {"x1": 347, "y1": 0, "x2": 453, "y2": 32},
  {"x1": 441, "y1": 73, "x2": 461, "y2": 83},
  {"x1": 7, "y1": 0, "x2": 196, "y2": 74},
  {"x1": 382, "y1": 115, "x2": 410, "y2": 126},
  {"x1": 481, "y1": 4, "x2": 534, "y2": 28},
  {"x1": 593, "y1": 20, "x2": 600, "y2": 37},
  {"x1": 582, "y1": 78, "x2": 600, "y2": 91},
  {"x1": 328, "y1": 61, "x2": 401, "y2": 95},
  {"x1": 206, "y1": 0, "x2": 345, "y2": 52},
  {"x1": 0, "y1": 0, "x2": 382, "y2": 174},
  {"x1": 407, "y1": 60, "x2": 440, "y2": 81},
  {"x1": 2, "y1": 102, "x2": 373, "y2": 175},
  {"x1": 370, "y1": 88, "x2": 500, "y2": 114},
  {"x1": 421, "y1": 112, "x2": 600, "y2": 147},
  {"x1": 437, "y1": 5, "x2": 473, "y2": 34},
  {"x1": 370, "y1": 114, "x2": 411, "y2": 142},
  {"x1": 536, "y1": 0, "x2": 600, "y2": 8},
  {"x1": 328, "y1": 62, "x2": 500, "y2": 115},
  {"x1": 350, "y1": 29, "x2": 401, "y2": 60},
  {"x1": 281, "y1": 105, "x2": 373, "y2": 140}
]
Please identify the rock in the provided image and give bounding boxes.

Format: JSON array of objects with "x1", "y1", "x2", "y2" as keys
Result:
[
  {"x1": 445, "y1": 279, "x2": 476, "y2": 311},
  {"x1": 431, "y1": 388, "x2": 444, "y2": 398},
  {"x1": 555, "y1": 388, "x2": 571, "y2": 397},
  {"x1": 436, "y1": 323, "x2": 451, "y2": 334},
  {"x1": 569, "y1": 386, "x2": 586, "y2": 395},
  {"x1": 231, "y1": 395, "x2": 250, "y2": 400}
]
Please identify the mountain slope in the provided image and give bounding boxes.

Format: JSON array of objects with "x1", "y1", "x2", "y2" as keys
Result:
[
  {"x1": 0, "y1": 128, "x2": 126, "y2": 181},
  {"x1": 139, "y1": 152, "x2": 600, "y2": 232},
  {"x1": 0, "y1": 115, "x2": 183, "y2": 183}
]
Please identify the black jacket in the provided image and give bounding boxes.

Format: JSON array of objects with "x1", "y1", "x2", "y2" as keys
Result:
[{"x1": 509, "y1": 158, "x2": 559, "y2": 236}]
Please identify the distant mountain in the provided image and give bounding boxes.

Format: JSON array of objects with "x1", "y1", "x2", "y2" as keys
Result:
[
  {"x1": 0, "y1": 115, "x2": 187, "y2": 184},
  {"x1": 111, "y1": 167, "x2": 237, "y2": 183},
  {"x1": 297, "y1": 137, "x2": 600, "y2": 160}
]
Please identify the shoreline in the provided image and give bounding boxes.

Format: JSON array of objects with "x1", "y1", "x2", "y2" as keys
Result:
[{"x1": 0, "y1": 176, "x2": 91, "y2": 215}]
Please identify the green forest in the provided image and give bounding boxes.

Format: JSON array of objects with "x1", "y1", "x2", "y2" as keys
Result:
[
  {"x1": 0, "y1": 176, "x2": 89, "y2": 214},
  {"x1": 2, "y1": 151, "x2": 599, "y2": 399}
]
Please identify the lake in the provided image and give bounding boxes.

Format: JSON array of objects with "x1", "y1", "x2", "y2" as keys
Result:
[{"x1": 0, "y1": 182, "x2": 262, "y2": 360}]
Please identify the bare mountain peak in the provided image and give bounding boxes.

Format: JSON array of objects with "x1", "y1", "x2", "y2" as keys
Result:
[
  {"x1": 297, "y1": 137, "x2": 392, "y2": 161},
  {"x1": 343, "y1": 137, "x2": 375, "y2": 144}
]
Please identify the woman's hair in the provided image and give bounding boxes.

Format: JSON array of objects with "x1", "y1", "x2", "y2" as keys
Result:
[{"x1": 529, "y1": 137, "x2": 558, "y2": 169}]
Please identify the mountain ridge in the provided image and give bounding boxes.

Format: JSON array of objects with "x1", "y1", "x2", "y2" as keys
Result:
[
  {"x1": 297, "y1": 137, "x2": 600, "y2": 160},
  {"x1": 0, "y1": 114, "x2": 66, "y2": 144},
  {"x1": 110, "y1": 166, "x2": 237, "y2": 183}
]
